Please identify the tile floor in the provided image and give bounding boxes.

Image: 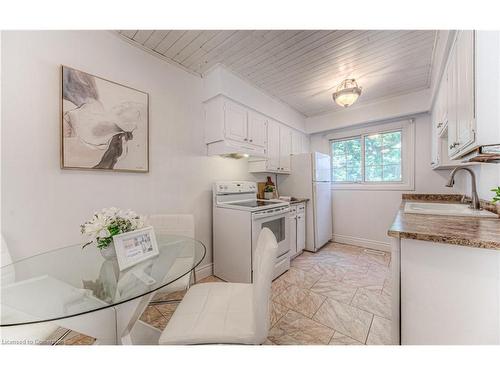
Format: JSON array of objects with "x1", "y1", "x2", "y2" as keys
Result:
[{"x1": 57, "y1": 242, "x2": 392, "y2": 345}]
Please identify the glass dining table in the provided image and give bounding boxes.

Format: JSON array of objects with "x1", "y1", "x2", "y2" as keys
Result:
[{"x1": 0, "y1": 235, "x2": 206, "y2": 345}]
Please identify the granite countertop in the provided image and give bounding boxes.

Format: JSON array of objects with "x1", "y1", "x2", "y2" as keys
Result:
[
  {"x1": 387, "y1": 194, "x2": 500, "y2": 250},
  {"x1": 289, "y1": 198, "x2": 309, "y2": 204}
]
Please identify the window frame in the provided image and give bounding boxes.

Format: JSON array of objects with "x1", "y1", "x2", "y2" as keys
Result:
[{"x1": 329, "y1": 119, "x2": 415, "y2": 191}]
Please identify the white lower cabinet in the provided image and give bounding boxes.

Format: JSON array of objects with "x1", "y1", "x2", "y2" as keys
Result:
[
  {"x1": 289, "y1": 206, "x2": 297, "y2": 255},
  {"x1": 392, "y1": 238, "x2": 500, "y2": 344},
  {"x1": 296, "y1": 204, "x2": 306, "y2": 252},
  {"x1": 288, "y1": 203, "x2": 306, "y2": 258}
]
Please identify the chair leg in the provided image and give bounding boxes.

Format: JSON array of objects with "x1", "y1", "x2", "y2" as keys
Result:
[
  {"x1": 52, "y1": 328, "x2": 72, "y2": 345},
  {"x1": 148, "y1": 299, "x2": 182, "y2": 306},
  {"x1": 149, "y1": 270, "x2": 195, "y2": 307}
]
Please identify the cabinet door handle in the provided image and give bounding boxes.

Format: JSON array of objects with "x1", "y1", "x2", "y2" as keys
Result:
[
  {"x1": 244, "y1": 138, "x2": 248, "y2": 141},
  {"x1": 249, "y1": 139, "x2": 253, "y2": 142}
]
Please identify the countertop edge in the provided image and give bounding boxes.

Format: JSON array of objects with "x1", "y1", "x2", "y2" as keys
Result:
[
  {"x1": 388, "y1": 196, "x2": 500, "y2": 251},
  {"x1": 387, "y1": 229, "x2": 500, "y2": 250}
]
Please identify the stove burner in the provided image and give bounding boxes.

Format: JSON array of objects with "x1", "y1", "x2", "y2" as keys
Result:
[{"x1": 226, "y1": 200, "x2": 281, "y2": 208}]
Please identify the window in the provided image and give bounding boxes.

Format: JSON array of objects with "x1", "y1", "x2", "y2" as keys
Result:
[
  {"x1": 364, "y1": 131, "x2": 402, "y2": 182},
  {"x1": 331, "y1": 137, "x2": 362, "y2": 182},
  {"x1": 329, "y1": 119, "x2": 414, "y2": 190}
]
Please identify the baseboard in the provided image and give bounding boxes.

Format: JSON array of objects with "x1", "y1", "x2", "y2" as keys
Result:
[
  {"x1": 195, "y1": 262, "x2": 213, "y2": 280},
  {"x1": 332, "y1": 234, "x2": 391, "y2": 253}
]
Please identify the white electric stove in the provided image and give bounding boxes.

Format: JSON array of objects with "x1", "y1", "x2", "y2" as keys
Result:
[{"x1": 212, "y1": 181, "x2": 291, "y2": 283}]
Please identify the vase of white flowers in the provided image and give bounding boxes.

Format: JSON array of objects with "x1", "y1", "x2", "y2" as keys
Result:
[{"x1": 81, "y1": 207, "x2": 145, "y2": 260}]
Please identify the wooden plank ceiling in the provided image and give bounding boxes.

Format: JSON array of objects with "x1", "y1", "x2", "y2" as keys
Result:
[{"x1": 117, "y1": 30, "x2": 437, "y2": 117}]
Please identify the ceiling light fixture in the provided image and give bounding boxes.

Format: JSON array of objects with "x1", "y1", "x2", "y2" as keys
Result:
[{"x1": 332, "y1": 79, "x2": 362, "y2": 108}]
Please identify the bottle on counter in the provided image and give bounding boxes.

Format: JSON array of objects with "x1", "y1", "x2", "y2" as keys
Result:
[{"x1": 264, "y1": 176, "x2": 276, "y2": 199}]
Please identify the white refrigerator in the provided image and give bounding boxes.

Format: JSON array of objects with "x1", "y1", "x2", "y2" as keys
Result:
[{"x1": 279, "y1": 152, "x2": 332, "y2": 252}]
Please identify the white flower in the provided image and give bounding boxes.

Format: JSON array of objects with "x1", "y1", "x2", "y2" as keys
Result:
[
  {"x1": 81, "y1": 207, "x2": 145, "y2": 247},
  {"x1": 98, "y1": 228, "x2": 110, "y2": 238},
  {"x1": 122, "y1": 209, "x2": 138, "y2": 220}
]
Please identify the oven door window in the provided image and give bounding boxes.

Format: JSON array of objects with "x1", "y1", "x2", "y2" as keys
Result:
[{"x1": 262, "y1": 217, "x2": 285, "y2": 243}]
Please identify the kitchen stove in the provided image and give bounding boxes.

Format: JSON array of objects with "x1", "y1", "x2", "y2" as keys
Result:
[{"x1": 212, "y1": 181, "x2": 291, "y2": 283}]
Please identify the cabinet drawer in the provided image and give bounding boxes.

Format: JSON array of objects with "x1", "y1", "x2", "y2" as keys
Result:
[{"x1": 274, "y1": 252, "x2": 291, "y2": 279}]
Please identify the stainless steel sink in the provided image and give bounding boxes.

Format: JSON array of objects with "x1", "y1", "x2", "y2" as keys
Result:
[{"x1": 404, "y1": 202, "x2": 497, "y2": 218}]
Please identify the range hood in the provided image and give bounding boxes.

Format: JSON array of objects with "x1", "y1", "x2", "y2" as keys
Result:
[
  {"x1": 463, "y1": 145, "x2": 500, "y2": 163},
  {"x1": 207, "y1": 139, "x2": 266, "y2": 159}
]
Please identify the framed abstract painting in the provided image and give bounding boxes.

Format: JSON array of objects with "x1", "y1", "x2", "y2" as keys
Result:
[{"x1": 61, "y1": 66, "x2": 149, "y2": 172}]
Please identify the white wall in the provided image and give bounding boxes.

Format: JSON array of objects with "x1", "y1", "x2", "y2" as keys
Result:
[
  {"x1": 1, "y1": 31, "x2": 255, "y2": 269},
  {"x1": 452, "y1": 164, "x2": 500, "y2": 201},
  {"x1": 202, "y1": 64, "x2": 307, "y2": 132},
  {"x1": 306, "y1": 89, "x2": 431, "y2": 134},
  {"x1": 309, "y1": 114, "x2": 459, "y2": 250}
]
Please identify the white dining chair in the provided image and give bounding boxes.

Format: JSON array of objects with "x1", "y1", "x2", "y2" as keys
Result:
[
  {"x1": 147, "y1": 214, "x2": 196, "y2": 301},
  {"x1": 0, "y1": 235, "x2": 59, "y2": 345},
  {"x1": 158, "y1": 228, "x2": 278, "y2": 345}
]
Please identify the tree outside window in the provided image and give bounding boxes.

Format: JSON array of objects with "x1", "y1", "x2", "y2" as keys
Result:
[{"x1": 331, "y1": 130, "x2": 402, "y2": 183}]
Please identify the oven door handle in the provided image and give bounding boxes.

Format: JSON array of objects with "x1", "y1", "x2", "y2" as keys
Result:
[{"x1": 253, "y1": 208, "x2": 290, "y2": 219}]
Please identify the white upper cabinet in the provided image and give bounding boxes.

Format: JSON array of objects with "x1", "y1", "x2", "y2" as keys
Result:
[
  {"x1": 438, "y1": 68, "x2": 448, "y2": 130},
  {"x1": 205, "y1": 95, "x2": 308, "y2": 173},
  {"x1": 456, "y1": 31, "x2": 475, "y2": 149},
  {"x1": 204, "y1": 96, "x2": 266, "y2": 157},
  {"x1": 474, "y1": 31, "x2": 500, "y2": 148},
  {"x1": 224, "y1": 100, "x2": 248, "y2": 143},
  {"x1": 447, "y1": 42, "x2": 459, "y2": 157},
  {"x1": 433, "y1": 30, "x2": 500, "y2": 163},
  {"x1": 430, "y1": 31, "x2": 485, "y2": 168},
  {"x1": 431, "y1": 102, "x2": 439, "y2": 167},
  {"x1": 291, "y1": 130, "x2": 302, "y2": 155},
  {"x1": 292, "y1": 129, "x2": 310, "y2": 155},
  {"x1": 247, "y1": 110, "x2": 268, "y2": 148},
  {"x1": 447, "y1": 31, "x2": 476, "y2": 159},
  {"x1": 279, "y1": 125, "x2": 292, "y2": 172},
  {"x1": 266, "y1": 120, "x2": 281, "y2": 172},
  {"x1": 248, "y1": 119, "x2": 305, "y2": 174},
  {"x1": 301, "y1": 133, "x2": 310, "y2": 153}
]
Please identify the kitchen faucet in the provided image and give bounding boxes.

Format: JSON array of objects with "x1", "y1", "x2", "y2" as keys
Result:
[{"x1": 445, "y1": 167, "x2": 481, "y2": 210}]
